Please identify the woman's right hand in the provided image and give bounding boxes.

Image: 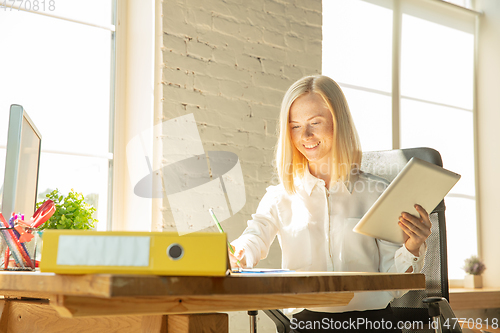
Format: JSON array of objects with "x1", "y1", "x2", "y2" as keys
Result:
[{"x1": 229, "y1": 244, "x2": 246, "y2": 269}]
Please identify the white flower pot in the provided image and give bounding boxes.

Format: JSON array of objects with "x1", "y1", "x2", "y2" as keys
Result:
[{"x1": 464, "y1": 274, "x2": 482, "y2": 289}]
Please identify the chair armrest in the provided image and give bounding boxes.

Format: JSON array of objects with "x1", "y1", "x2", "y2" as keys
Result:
[
  {"x1": 263, "y1": 309, "x2": 291, "y2": 333},
  {"x1": 423, "y1": 297, "x2": 462, "y2": 333}
]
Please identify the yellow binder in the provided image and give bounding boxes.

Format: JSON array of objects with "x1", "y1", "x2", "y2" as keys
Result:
[{"x1": 40, "y1": 230, "x2": 229, "y2": 276}]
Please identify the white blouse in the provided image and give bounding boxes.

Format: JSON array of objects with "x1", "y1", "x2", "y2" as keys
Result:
[{"x1": 231, "y1": 168, "x2": 426, "y2": 313}]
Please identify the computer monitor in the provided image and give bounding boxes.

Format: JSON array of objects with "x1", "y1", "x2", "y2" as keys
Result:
[{"x1": 1, "y1": 105, "x2": 42, "y2": 221}]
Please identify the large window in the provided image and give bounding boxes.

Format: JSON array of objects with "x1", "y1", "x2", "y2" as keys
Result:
[
  {"x1": 323, "y1": 0, "x2": 477, "y2": 280},
  {"x1": 0, "y1": 1, "x2": 115, "y2": 230}
]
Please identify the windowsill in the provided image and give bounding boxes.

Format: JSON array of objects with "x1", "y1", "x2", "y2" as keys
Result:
[{"x1": 449, "y1": 287, "x2": 500, "y2": 310}]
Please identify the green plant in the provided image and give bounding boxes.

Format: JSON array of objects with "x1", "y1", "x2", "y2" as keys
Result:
[
  {"x1": 463, "y1": 255, "x2": 486, "y2": 275},
  {"x1": 36, "y1": 189, "x2": 97, "y2": 230}
]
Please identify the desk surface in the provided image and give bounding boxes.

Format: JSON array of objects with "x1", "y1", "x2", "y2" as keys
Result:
[
  {"x1": 0, "y1": 271, "x2": 425, "y2": 318},
  {"x1": 450, "y1": 287, "x2": 500, "y2": 310}
]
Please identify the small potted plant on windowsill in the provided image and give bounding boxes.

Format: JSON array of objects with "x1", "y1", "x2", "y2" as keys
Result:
[
  {"x1": 35, "y1": 189, "x2": 98, "y2": 264},
  {"x1": 463, "y1": 255, "x2": 486, "y2": 289},
  {"x1": 37, "y1": 189, "x2": 97, "y2": 231}
]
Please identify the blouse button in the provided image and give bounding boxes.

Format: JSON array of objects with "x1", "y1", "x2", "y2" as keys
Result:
[{"x1": 413, "y1": 258, "x2": 418, "y2": 262}]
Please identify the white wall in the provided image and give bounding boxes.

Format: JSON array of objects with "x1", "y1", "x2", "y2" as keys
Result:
[{"x1": 476, "y1": 0, "x2": 500, "y2": 288}]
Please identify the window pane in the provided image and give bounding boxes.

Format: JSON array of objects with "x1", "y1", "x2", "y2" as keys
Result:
[
  {"x1": 0, "y1": 9, "x2": 112, "y2": 230},
  {"x1": 401, "y1": 13, "x2": 474, "y2": 110},
  {"x1": 0, "y1": 10, "x2": 111, "y2": 155},
  {"x1": 400, "y1": 98, "x2": 476, "y2": 279},
  {"x1": 3, "y1": 0, "x2": 115, "y2": 26},
  {"x1": 322, "y1": 0, "x2": 393, "y2": 93},
  {"x1": 53, "y1": 0, "x2": 113, "y2": 26},
  {"x1": 37, "y1": 153, "x2": 109, "y2": 231},
  {"x1": 342, "y1": 87, "x2": 393, "y2": 152}
]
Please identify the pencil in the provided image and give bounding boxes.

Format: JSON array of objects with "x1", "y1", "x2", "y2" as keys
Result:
[{"x1": 208, "y1": 208, "x2": 241, "y2": 267}]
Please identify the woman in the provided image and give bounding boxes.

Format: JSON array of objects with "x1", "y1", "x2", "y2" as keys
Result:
[{"x1": 229, "y1": 75, "x2": 431, "y2": 332}]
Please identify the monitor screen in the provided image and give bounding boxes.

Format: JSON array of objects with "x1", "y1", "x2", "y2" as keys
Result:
[{"x1": 1, "y1": 105, "x2": 42, "y2": 221}]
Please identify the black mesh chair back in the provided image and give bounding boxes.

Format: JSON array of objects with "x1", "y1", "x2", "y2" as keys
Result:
[{"x1": 361, "y1": 147, "x2": 449, "y2": 332}]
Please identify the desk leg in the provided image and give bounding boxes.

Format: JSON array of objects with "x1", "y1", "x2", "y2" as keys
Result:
[{"x1": 167, "y1": 314, "x2": 228, "y2": 333}]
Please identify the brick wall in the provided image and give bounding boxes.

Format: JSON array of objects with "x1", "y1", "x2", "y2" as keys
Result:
[{"x1": 160, "y1": 0, "x2": 322, "y2": 330}]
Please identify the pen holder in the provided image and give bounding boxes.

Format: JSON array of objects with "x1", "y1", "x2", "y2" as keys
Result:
[{"x1": 0, "y1": 226, "x2": 38, "y2": 271}]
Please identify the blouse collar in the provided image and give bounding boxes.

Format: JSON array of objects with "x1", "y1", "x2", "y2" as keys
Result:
[{"x1": 300, "y1": 166, "x2": 359, "y2": 196}]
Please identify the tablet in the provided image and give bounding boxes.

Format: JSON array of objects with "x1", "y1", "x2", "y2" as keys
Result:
[{"x1": 353, "y1": 157, "x2": 461, "y2": 244}]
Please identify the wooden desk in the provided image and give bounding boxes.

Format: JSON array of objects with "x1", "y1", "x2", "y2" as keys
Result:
[
  {"x1": 450, "y1": 287, "x2": 500, "y2": 310},
  {"x1": 0, "y1": 271, "x2": 425, "y2": 333}
]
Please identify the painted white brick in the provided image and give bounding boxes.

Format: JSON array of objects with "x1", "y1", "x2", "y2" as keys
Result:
[
  {"x1": 263, "y1": 29, "x2": 286, "y2": 48},
  {"x1": 264, "y1": 0, "x2": 286, "y2": 16},
  {"x1": 248, "y1": 131, "x2": 278, "y2": 149},
  {"x1": 163, "y1": 84, "x2": 207, "y2": 107},
  {"x1": 246, "y1": 8, "x2": 287, "y2": 33},
  {"x1": 203, "y1": 0, "x2": 254, "y2": 17},
  {"x1": 198, "y1": 124, "x2": 234, "y2": 145},
  {"x1": 286, "y1": 49, "x2": 321, "y2": 69},
  {"x1": 244, "y1": 42, "x2": 286, "y2": 61},
  {"x1": 243, "y1": 85, "x2": 284, "y2": 106},
  {"x1": 238, "y1": 22, "x2": 264, "y2": 43},
  {"x1": 264, "y1": 119, "x2": 279, "y2": 136},
  {"x1": 284, "y1": 33, "x2": 306, "y2": 51},
  {"x1": 163, "y1": 33, "x2": 187, "y2": 53},
  {"x1": 212, "y1": 47, "x2": 236, "y2": 67},
  {"x1": 240, "y1": 117, "x2": 267, "y2": 134},
  {"x1": 164, "y1": 51, "x2": 208, "y2": 73},
  {"x1": 289, "y1": 21, "x2": 322, "y2": 41},
  {"x1": 186, "y1": 7, "x2": 213, "y2": 29},
  {"x1": 235, "y1": 54, "x2": 262, "y2": 72},
  {"x1": 253, "y1": 72, "x2": 290, "y2": 91},
  {"x1": 307, "y1": 39, "x2": 323, "y2": 57},
  {"x1": 261, "y1": 58, "x2": 284, "y2": 76},
  {"x1": 162, "y1": 99, "x2": 189, "y2": 118},
  {"x1": 213, "y1": 15, "x2": 242, "y2": 35},
  {"x1": 305, "y1": 9, "x2": 322, "y2": 26},
  {"x1": 220, "y1": 79, "x2": 247, "y2": 98},
  {"x1": 250, "y1": 103, "x2": 279, "y2": 120},
  {"x1": 285, "y1": 3, "x2": 307, "y2": 23},
  {"x1": 205, "y1": 62, "x2": 252, "y2": 82},
  {"x1": 296, "y1": 0, "x2": 321, "y2": 12},
  {"x1": 205, "y1": 95, "x2": 250, "y2": 119},
  {"x1": 197, "y1": 29, "x2": 246, "y2": 53},
  {"x1": 163, "y1": 2, "x2": 187, "y2": 27},
  {"x1": 283, "y1": 64, "x2": 306, "y2": 81},
  {"x1": 193, "y1": 74, "x2": 220, "y2": 95},
  {"x1": 186, "y1": 39, "x2": 213, "y2": 60},
  {"x1": 163, "y1": 67, "x2": 191, "y2": 88},
  {"x1": 163, "y1": 4, "x2": 198, "y2": 37}
]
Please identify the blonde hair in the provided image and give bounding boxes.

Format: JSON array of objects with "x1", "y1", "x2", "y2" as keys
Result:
[{"x1": 275, "y1": 75, "x2": 362, "y2": 194}]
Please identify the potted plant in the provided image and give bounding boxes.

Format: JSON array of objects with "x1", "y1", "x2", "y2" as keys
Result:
[
  {"x1": 37, "y1": 189, "x2": 97, "y2": 230},
  {"x1": 35, "y1": 189, "x2": 97, "y2": 263},
  {"x1": 463, "y1": 255, "x2": 486, "y2": 289}
]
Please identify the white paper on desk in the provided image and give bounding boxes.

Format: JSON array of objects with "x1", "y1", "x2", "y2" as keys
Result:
[
  {"x1": 56, "y1": 236, "x2": 150, "y2": 266},
  {"x1": 232, "y1": 268, "x2": 294, "y2": 274}
]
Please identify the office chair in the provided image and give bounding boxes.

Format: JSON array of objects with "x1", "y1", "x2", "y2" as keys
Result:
[{"x1": 257, "y1": 147, "x2": 467, "y2": 333}]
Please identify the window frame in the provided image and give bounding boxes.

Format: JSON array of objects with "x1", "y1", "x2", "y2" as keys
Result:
[{"x1": 112, "y1": 0, "x2": 160, "y2": 231}]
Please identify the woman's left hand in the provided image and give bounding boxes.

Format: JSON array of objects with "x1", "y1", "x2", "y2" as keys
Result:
[{"x1": 398, "y1": 204, "x2": 432, "y2": 256}]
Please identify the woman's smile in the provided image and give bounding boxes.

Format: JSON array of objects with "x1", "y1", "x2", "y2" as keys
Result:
[{"x1": 304, "y1": 142, "x2": 320, "y2": 149}]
